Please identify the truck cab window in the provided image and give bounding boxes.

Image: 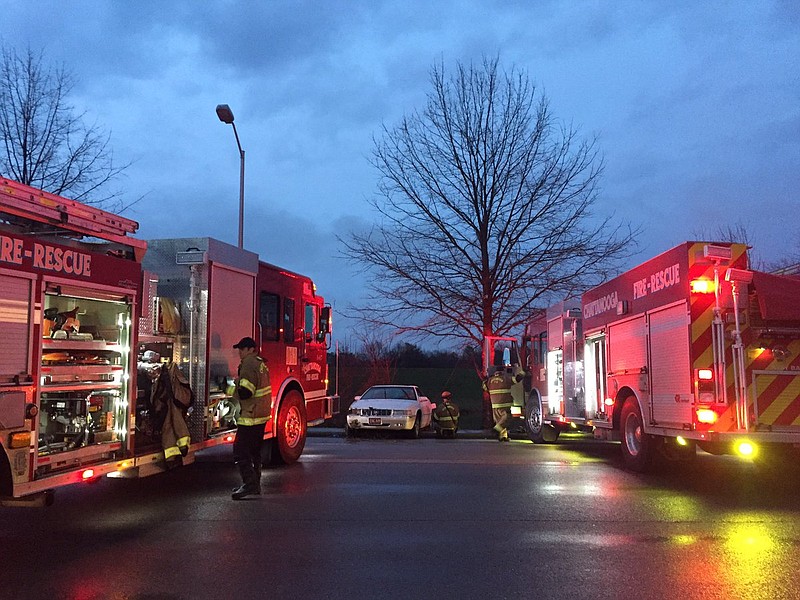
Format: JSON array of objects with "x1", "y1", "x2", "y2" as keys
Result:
[
  {"x1": 304, "y1": 303, "x2": 317, "y2": 342},
  {"x1": 283, "y1": 298, "x2": 295, "y2": 343},
  {"x1": 259, "y1": 292, "x2": 280, "y2": 341}
]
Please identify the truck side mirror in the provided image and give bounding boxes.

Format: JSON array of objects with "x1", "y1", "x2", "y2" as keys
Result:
[{"x1": 319, "y1": 306, "x2": 331, "y2": 334}]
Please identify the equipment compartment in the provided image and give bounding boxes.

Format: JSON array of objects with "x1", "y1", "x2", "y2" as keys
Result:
[{"x1": 36, "y1": 292, "x2": 132, "y2": 460}]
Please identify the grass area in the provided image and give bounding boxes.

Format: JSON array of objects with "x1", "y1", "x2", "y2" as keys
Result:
[
  {"x1": 393, "y1": 367, "x2": 485, "y2": 429},
  {"x1": 327, "y1": 366, "x2": 487, "y2": 430}
]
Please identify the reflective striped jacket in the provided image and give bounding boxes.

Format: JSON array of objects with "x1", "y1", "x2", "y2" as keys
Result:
[
  {"x1": 486, "y1": 371, "x2": 515, "y2": 408},
  {"x1": 233, "y1": 354, "x2": 271, "y2": 426}
]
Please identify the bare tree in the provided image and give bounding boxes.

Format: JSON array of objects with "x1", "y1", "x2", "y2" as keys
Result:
[
  {"x1": 357, "y1": 331, "x2": 397, "y2": 389},
  {"x1": 342, "y1": 57, "x2": 636, "y2": 347},
  {"x1": 0, "y1": 45, "x2": 127, "y2": 207}
]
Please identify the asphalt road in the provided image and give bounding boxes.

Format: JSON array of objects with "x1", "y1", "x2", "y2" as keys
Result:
[{"x1": 3, "y1": 433, "x2": 800, "y2": 600}]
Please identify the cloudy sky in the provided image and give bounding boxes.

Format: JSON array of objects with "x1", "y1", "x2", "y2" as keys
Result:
[{"x1": 3, "y1": 1, "x2": 799, "y2": 345}]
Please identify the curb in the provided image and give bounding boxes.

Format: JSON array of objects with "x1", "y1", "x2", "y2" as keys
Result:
[{"x1": 307, "y1": 427, "x2": 525, "y2": 440}]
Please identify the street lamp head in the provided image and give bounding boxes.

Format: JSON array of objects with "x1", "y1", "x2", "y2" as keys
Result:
[
  {"x1": 216, "y1": 104, "x2": 235, "y2": 124},
  {"x1": 214, "y1": 103, "x2": 245, "y2": 249}
]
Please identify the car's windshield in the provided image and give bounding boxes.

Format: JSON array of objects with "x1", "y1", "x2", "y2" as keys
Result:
[{"x1": 361, "y1": 386, "x2": 416, "y2": 400}]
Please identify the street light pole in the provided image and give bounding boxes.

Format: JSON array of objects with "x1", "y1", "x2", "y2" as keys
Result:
[{"x1": 215, "y1": 104, "x2": 245, "y2": 249}]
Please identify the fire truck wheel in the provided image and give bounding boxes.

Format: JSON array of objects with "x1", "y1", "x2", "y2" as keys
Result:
[
  {"x1": 0, "y1": 452, "x2": 12, "y2": 497},
  {"x1": 272, "y1": 390, "x2": 307, "y2": 465},
  {"x1": 752, "y1": 445, "x2": 800, "y2": 477},
  {"x1": 620, "y1": 397, "x2": 654, "y2": 472},
  {"x1": 525, "y1": 394, "x2": 559, "y2": 444}
]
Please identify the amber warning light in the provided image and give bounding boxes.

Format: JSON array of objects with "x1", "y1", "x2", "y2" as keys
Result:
[
  {"x1": 690, "y1": 279, "x2": 715, "y2": 294},
  {"x1": 696, "y1": 408, "x2": 718, "y2": 425}
]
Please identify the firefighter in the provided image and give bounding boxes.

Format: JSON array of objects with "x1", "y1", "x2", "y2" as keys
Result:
[
  {"x1": 228, "y1": 336, "x2": 272, "y2": 500},
  {"x1": 433, "y1": 391, "x2": 460, "y2": 438},
  {"x1": 485, "y1": 366, "x2": 522, "y2": 442}
]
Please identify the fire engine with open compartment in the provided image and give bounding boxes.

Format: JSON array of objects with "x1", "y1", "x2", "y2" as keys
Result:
[{"x1": 0, "y1": 178, "x2": 338, "y2": 505}]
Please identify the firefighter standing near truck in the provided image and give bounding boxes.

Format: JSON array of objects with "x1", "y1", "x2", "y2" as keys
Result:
[
  {"x1": 228, "y1": 337, "x2": 272, "y2": 500},
  {"x1": 485, "y1": 366, "x2": 521, "y2": 442}
]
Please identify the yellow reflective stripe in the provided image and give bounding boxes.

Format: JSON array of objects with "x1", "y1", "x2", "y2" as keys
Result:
[
  {"x1": 238, "y1": 416, "x2": 271, "y2": 426},
  {"x1": 437, "y1": 416, "x2": 456, "y2": 422},
  {"x1": 253, "y1": 386, "x2": 271, "y2": 398},
  {"x1": 240, "y1": 379, "x2": 256, "y2": 393},
  {"x1": 164, "y1": 446, "x2": 181, "y2": 458},
  {"x1": 489, "y1": 388, "x2": 510, "y2": 395},
  {"x1": 226, "y1": 384, "x2": 236, "y2": 396},
  {"x1": 492, "y1": 402, "x2": 513, "y2": 408},
  {"x1": 177, "y1": 436, "x2": 190, "y2": 447}
]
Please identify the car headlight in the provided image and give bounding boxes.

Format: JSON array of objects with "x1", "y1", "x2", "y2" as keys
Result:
[{"x1": 392, "y1": 408, "x2": 415, "y2": 416}]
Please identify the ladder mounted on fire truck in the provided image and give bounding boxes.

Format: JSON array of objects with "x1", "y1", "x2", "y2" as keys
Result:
[{"x1": 0, "y1": 177, "x2": 146, "y2": 254}]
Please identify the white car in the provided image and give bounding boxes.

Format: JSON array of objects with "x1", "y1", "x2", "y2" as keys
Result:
[{"x1": 346, "y1": 385, "x2": 433, "y2": 438}]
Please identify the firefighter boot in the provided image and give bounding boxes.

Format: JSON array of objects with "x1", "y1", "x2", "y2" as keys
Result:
[{"x1": 231, "y1": 462, "x2": 260, "y2": 500}]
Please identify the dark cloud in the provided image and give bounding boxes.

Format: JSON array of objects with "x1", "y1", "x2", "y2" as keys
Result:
[{"x1": 1, "y1": 0, "x2": 799, "y2": 343}]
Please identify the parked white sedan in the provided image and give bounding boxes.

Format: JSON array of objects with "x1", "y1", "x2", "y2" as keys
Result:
[{"x1": 346, "y1": 385, "x2": 433, "y2": 438}]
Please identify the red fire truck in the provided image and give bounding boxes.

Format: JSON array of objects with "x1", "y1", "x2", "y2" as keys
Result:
[
  {"x1": 486, "y1": 241, "x2": 800, "y2": 471},
  {"x1": 0, "y1": 178, "x2": 338, "y2": 504}
]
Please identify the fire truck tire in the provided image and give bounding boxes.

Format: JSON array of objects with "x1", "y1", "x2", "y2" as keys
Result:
[
  {"x1": 620, "y1": 396, "x2": 654, "y2": 472},
  {"x1": 753, "y1": 445, "x2": 800, "y2": 477},
  {"x1": 272, "y1": 390, "x2": 307, "y2": 465},
  {"x1": 525, "y1": 394, "x2": 559, "y2": 444},
  {"x1": 0, "y1": 451, "x2": 11, "y2": 497}
]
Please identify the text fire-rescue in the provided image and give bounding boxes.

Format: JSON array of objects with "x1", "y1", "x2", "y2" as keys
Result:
[
  {"x1": 0, "y1": 235, "x2": 92, "y2": 277},
  {"x1": 633, "y1": 263, "x2": 680, "y2": 300}
]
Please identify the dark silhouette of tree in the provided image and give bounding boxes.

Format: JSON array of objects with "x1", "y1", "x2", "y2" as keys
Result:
[
  {"x1": 342, "y1": 56, "x2": 636, "y2": 347},
  {"x1": 0, "y1": 45, "x2": 128, "y2": 207}
]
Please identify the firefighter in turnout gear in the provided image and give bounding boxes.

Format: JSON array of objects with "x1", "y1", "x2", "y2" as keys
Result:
[
  {"x1": 485, "y1": 366, "x2": 522, "y2": 442},
  {"x1": 433, "y1": 391, "x2": 460, "y2": 438},
  {"x1": 228, "y1": 337, "x2": 272, "y2": 500}
]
